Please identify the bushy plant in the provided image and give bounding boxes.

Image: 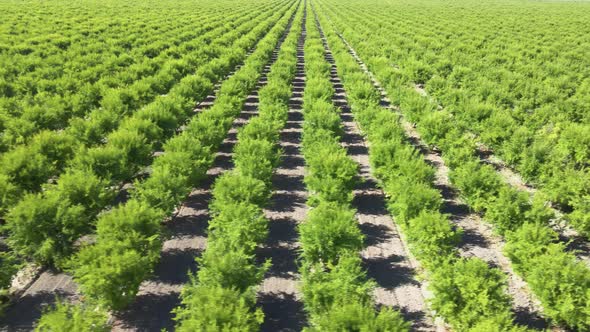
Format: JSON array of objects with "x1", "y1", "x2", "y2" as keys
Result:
[
  {"x1": 306, "y1": 302, "x2": 410, "y2": 332},
  {"x1": 299, "y1": 202, "x2": 363, "y2": 265},
  {"x1": 406, "y1": 211, "x2": 462, "y2": 266},
  {"x1": 429, "y1": 258, "x2": 513, "y2": 330},
  {"x1": 173, "y1": 284, "x2": 263, "y2": 332},
  {"x1": 35, "y1": 301, "x2": 108, "y2": 332},
  {"x1": 210, "y1": 172, "x2": 269, "y2": 213}
]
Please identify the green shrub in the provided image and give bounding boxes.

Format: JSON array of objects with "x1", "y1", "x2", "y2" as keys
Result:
[
  {"x1": 305, "y1": 302, "x2": 410, "y2": 332},
  {"x1": 7, "y1": 192, "x2": 85, "y2": 265},
  {"x1": 107, "y1": 129, "x2": 152, "y2": 169},
  {"x1": 72, "y1": 237, "x2": 160, "y2": 310},
  {"x1": 384, "y1": 178, "x2": 442, "y2": 224},
  {"x1": 29, "y1": 131, "x2": 79, "y2": 171},
  {"x1": 304, "y1": 144, "x2": 358, "y2": 205},
  {"x1": 429, "y1": 258, "x2": 513, "y2": 330},
  {"x1": 72, "y1": 146, "x2": 128, "y2": 181},
  {"x1": 450, "y1": 161, "x2": 502, "y2": 212},
  {"x1": 173, "y1": 284, "x2": 262, "y2": 332},
  {"x1": 210, "y1": 172, "x2": 269, "y2": 213},
  {"x1": 196, "y1": 242, "x2": 269, "y2": 292},
  {"x1": 301, "y1": 254, "x2": 373, "y2": 317},
  {"x1": 35, "y1": 301, "x2": 108, "y2": 332},
  {"x1": 0, "y1": 173, "x2": 21, "y2": 215},
  {"x1": 406, "y1": 211, "x2": 461, "y2": 266},
  {"x1": 208, "y1": 203, "x2": 267, "y2": 254},
  {"x1": 233, "y1": 138, "x2": 280, "y2": 184},
  {"x1": 299, "y1": 202, "x2": 363, "y2": 265},
  {"x1": 0, "y1": 145, "x2": 54, "y2": 191},
  {"x1": 484, "y1": 186, "x2": 531, "y2": 235}
]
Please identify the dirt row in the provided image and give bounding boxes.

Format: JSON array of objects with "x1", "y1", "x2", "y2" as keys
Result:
[
  {"x1": 323, "y1": 14, "x2": 553, "y2": 331},
  {"x1": 256, "y1": 11, "x2": 307, "y2": 331}
]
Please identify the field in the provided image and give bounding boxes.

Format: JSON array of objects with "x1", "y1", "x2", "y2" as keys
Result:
[{"x1": 0, "y1": 0, "x2": 589, "y2": 331}]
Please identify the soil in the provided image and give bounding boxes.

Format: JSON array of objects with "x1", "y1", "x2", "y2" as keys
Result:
[{"x1": 256, "y1": 15, "x2": 308, "y2": 332}]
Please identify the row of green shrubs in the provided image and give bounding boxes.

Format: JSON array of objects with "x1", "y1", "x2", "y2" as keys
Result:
[
  {"x1": 298, "y1": 11, "x2": 410, "y2": 331},
  {"x1": 0, "y1": 4, "x2": 278, "y2": 221},
  {"x1": 0, "y1": 0, "x2": 285, "y2": 152},
  {"x1": 319, "y1": 4, "x2": 590, "y2": 329},
  {"x1": 172, "y1": 5, "x2": 303, "y2": 330},
  {"x1": 1, "y1": 0, "x2": 290, "y2": 317},
  {"x1": 319, "y1": 0, "x2": 590, "y2": 241},
  {"x1": 1, "y1": 4, "x2": 286, "y2": 272},
  {"x1": 31, "y1": 3, "x2": 300, "y2": 331},
  {"x1": 325, "y1": 9, "x2": 590, "y2": 329},
  {"x1": 313, "y1": 4, "x2": 528, "y2": 331}
]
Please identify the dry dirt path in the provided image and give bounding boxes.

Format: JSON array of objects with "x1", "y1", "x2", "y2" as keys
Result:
[
  {"x1": 256, "y1": 12, "x2": 307, "y2": 332},
  {"x1": 315, "y1": 11, "x2": 552, "y2": 330},
  {"x1": 315, "y1": 15, "x2": 436, "y2": 332}
]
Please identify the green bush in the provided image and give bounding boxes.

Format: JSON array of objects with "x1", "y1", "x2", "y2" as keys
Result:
[
  {"x1": 303, "y1": 100, "x2": 342, "y2": 136},
  {"x1": 299, "y1": 202, "x2": 363, "y2": 265},
  {"x1": 106, "y1": 129, "x2": 152, "y2": 169},
  {"x1": 233, "y1": 138, "x2": 280, "y2": 184},
  {"x1": 406, "y1": 211, "x2": 462, "y2": 266},
  {"x1": 173, "y1": 284, "x2": 262, "y2": 332},
  {"x1": 7, "y1": 193, "x2": 85, "y2": 265},
  {"x1": 484, "y1": 186, "x2": 531, "y2": 235},
  {"x1": 384, "y1": 178, "x2": 442, "y2": 224},
  {"x1": 505, "y1": 223, "x2": 590, "y2": 330},
  {"x1": 304, "y1": 143, "x2": 358, "y2": 205},
  {"x1": 301, "y1": 254, "x2": 373, "y2": 317},
  {"x1": 72, "y1": 145, "x2": 128, "y2": 181},
  {"x1": 35, "y1": 301, "x2": 108, "y2": 332},
  {"x1": 0, "y1": 145, "x2": 54, "y2": 191},
  {"x1": 210, "y1": 172, "x2": 269, "y2": 213},
  {"x1": 429, "y1": 258, "x2": 513, "y2": 330},
  {"x1": 196, "y1": 242, "x2": 269, "y2": 292},
  {"x1": 305, "y1": 302, "x2": 410, "y2": 332},
  {"x1": 0, "y1": 173, "x2": 20, "y2": 215},
  {"x1": 208, "y1": 203, "x2": 267, "y2": 253},
  {"x1": 450, "y1": 161, "x2": 502, "y2": 212}
]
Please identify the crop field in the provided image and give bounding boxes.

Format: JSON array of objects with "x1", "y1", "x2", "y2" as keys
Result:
[{"x1": 0, "y1": 0, "x2": 589, "y2": 331}]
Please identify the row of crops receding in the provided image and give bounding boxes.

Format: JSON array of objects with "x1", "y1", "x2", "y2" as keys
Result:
[
  {"x1": 1, "y1": 0, "x2": 590, "y2": 331},
  {"x1": 0, "y1": 0, "x2": 297, "y2": 320},
  {"x1": 314, "y1": 0, "x2": 590, "y2": 330}
]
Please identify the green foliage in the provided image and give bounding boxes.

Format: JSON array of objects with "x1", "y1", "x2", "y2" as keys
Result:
[
  {"x1": 429, "y1": 258, "x2": 513, "y2": 330},
  {"x1": 384, "y1": 178, "x2": 442, "y2": 224},
  {"x1": 405, "y1": 211, "x2": 462, "y2": 266},
  {"x1": 505, "y1": 224, "x2": 590, "y2": 330},
  {"x1": 301, "y1": 254, "x2": 373, "y2": 317},
  {"x1": 173, "y1": 284, "x2": 263, "y2": 332},
  {"x1": 71, "y1": 200, "x2": 163, "y2": 309},
  {"x1": 233, "y1": 138, "x2": 280, "y2": 184},
  {"x1": 299, "y1": 202, "x2": 363, "y2": 265},
  {"x1": 35, "y1": 301, "x2": 108, "y2": 332},
  {"x1": 208, "y1": 203, "x2": 268, "y2": 253},
  {"x1": 450, "y1": 161, "x2": 502, "y2": 212},
  {"x1": 304, "y1": 143, "x2": 358, "y2": 205},
  {"x1": 5, "y1": 168, "x2": 115, "y2": 265},
  {"x1": 305, "y1": 302, "x2": 410, "y2": 332},
  {"x1": 210, "y1": 172, "x2": 270, "y2": 213},
  {"x1": 0, "y1": 145, "x2": 54, "y2": 191}
]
